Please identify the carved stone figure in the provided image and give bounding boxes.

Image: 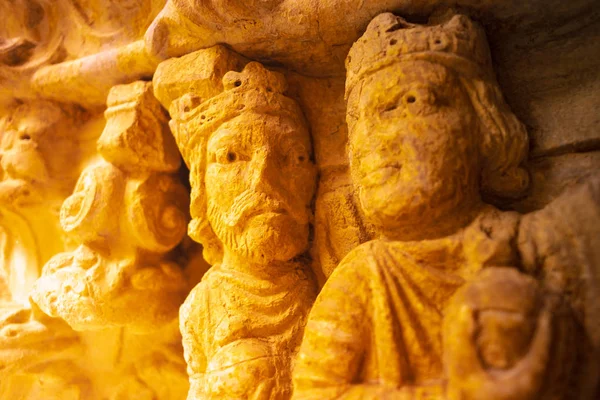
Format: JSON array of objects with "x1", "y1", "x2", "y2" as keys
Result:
[
  {"x1": 0, "y1": 100, "x2": 88, "y2": 206},
  {"x1": 0, "y1": 100, "x2": 98, "y2": 400},
  {"x1": 155, "y1": 58, "x2": 318, "y2": 399},
  {"x1": 19, "y1": 81, "x2": 194, "y2": 400},
  {"x1": 0, "y1": 0, "x2": 598, "y2": 399},
  {"x1": 0, "y1": 304, "x2": 89, "y2": 400},
  {"x1": 293, "y1": 12, "x2": 594, "y2": 400},
  {"x1": 30, "y1": 81, "x2": 189, "y2": 333},
  {"x1": 0, "y1": 99, "x2": 95, "y2": 303}
]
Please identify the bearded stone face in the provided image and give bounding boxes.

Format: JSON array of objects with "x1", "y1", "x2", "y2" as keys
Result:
[
  {"x1": 203, "y1": 112, "x2": 316, "y2": 263},
  {"x1": 348, "y1": 60, "x2": 481, "y2": 235}
]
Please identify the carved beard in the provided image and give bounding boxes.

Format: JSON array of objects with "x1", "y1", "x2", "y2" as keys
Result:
[{"x1": 206, "y1": 199, "x2": 309, "y2": 264}]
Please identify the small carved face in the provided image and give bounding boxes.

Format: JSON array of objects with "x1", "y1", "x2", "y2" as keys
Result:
[
  {"x1": 0, "y1": 108, "x2": 50, "y2": 185},
  {"x1": 349, "y1": 61, "x2": 480, "y2": 232},
  {"x1": 204, "y1": 112, "x2": 315, "y2": 263},
  {"x1": 0, "y1": 102, "x2": 81, "y2": 205}
]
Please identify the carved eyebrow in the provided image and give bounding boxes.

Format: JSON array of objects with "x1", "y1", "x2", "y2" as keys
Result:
[
  {"x1": 207, "y1": 128, "x2": 237, "y2": 151},
  {"x1": 207, "y1": 125, "x2": 258, "y2": 161},
  {"x1": 371, "y1": 82, "x2": 441, "y2": 106}
]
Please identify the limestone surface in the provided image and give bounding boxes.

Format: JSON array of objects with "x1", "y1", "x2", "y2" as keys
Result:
[
  {"x1": 0, "y1": 1, "x2": 598, "y2": 399},
  {"x1": 294, "y1": 12, "x2": 592, "y2": 400}
]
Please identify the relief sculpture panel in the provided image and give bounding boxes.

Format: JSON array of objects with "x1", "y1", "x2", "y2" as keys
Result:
[{"x1": 0, "y1": 1, "x2": 599, "y2": 399}]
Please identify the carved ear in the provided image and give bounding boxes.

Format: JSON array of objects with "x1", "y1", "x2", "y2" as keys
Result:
[
  {"x1": 186, "y1": 146, "x2": 223, "y2": 265},
  {"x1": 188, "y1": 217, "x2": 223, "y2": 265}
]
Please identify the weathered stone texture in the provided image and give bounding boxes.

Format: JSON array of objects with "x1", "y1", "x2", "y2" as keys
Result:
[{"x1": 0, "y1": 1, "x2": 598, "y2": 399}]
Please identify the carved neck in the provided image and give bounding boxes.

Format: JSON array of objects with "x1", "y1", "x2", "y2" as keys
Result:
[
  {"x1": 221, "y1": 250, "x2": 299, "y2": 279},
  {"x1": 380, "y1": 198, "x2": 486, "y2": 242}
]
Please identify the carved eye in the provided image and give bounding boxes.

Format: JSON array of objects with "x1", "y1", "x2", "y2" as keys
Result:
[
  {"x1": 292, "y1": 153, "x2": 308, "y2": 167},
  {"x1": 214, "y1": 147, "x2": 246, "y2": 164},
  {"x1": 177, "y1": 93, "x2": 202, "y2": 116},
  {"x1": 285, "y1": 146, "x2": 310, "y2": 167},
  {"x1": 404, "y1": 88, "x2": 437, "y2": 116},
  {"x1": 382, "y1": 102, "x2": 400, "y2": 113}
]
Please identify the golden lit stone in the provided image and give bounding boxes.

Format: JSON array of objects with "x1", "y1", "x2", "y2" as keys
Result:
[{"x1": 0, "y1": 1, "x2": 599, "y2": 399}]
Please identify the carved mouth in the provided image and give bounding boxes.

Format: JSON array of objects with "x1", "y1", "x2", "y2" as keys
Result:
[
  {"x1": 245, "y1": 207, "x2": 288, "y2": 220},
  {"x1": 225, "y1": 193, "x2": 292, "y2": 226},
  {"x1": 363, "y1": 163, "x2": 403, "y2": 187}
]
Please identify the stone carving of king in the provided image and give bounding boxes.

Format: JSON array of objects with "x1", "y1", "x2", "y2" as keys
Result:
[
  {"x1": 293, "y1": 12, "x2": 590, "y2": 400},
  {"x1": 157, "y1": 60, "x2": 318, "y2": 399}
]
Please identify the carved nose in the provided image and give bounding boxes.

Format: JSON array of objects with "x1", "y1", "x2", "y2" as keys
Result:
[{"x1": 249, "y1": 153, "x2": 283, "y2": 195}]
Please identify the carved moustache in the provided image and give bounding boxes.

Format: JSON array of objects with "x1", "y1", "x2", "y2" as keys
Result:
[{"x1": 223, "y1": 190, "x2": 307, "y2": 227}]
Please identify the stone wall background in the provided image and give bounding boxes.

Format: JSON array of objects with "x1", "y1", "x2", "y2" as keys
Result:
[{"x1": 3, "y1": 0, "x2": 598, "y2": 212}]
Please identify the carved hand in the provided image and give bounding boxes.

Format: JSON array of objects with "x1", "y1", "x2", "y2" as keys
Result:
[{"x1": 445, "y1": 293, "x2": 553, "y2": 400}]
